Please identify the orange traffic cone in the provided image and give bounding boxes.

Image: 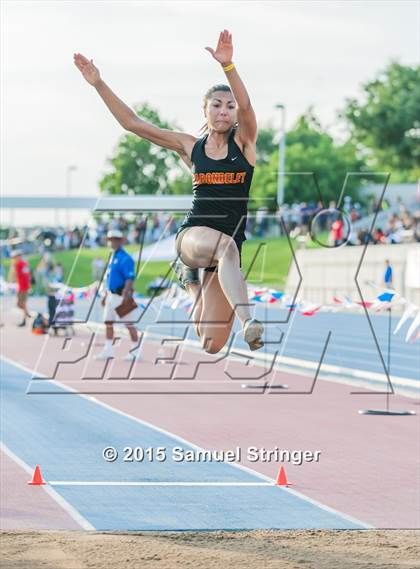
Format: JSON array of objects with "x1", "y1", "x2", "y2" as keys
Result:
[
  {"x1": 27, "y1": 465, "x2": 47, "y2": 485},
  {"x1": 275, "y1": 466, "x2": 291, "y2": 486}
]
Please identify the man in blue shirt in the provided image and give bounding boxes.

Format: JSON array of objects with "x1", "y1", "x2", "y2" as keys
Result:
[
  {"x1": 384, "y1": 259, "x2": 393, "y2": 289},
  {"x1": 95, "y1": 229, "x2": 140, "y2": 361}
]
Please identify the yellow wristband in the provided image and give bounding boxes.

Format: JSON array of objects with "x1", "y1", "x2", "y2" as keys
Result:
[{"x1": 223, "y1": 63, "x2": 235, "y2": 72}]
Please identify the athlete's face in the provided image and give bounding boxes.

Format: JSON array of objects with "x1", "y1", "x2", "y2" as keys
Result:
[
  {"x1": 204, "y1": 91, "x2": 237, "y2": 132},
  {"x1": 108, "y1": 237, "x2": 123, "y2": 251}
]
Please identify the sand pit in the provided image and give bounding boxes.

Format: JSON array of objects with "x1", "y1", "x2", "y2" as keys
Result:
[{"x1": 1, "y1": 530, "x2": 419, "y2": 569}]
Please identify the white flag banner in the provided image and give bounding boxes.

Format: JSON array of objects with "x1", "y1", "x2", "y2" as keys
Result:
[
  {"x1": 405, "y1": 310, "x2": 420, "y2": 343},
  {"x1": 394, "y1": 303, "x2": 418, "y2": 335}
]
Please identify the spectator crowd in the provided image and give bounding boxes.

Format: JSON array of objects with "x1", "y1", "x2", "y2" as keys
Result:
[
  {"x1": 356, "y1": 208, "x2": 419, "y2": 246},
  {"x1": 1, "y1": 199, "x2": 418, "y2": 259}
]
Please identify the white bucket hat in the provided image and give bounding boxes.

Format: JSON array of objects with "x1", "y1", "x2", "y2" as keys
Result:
[{"x1": 107, "y1": 229, "x2": 124, "y2": 239}]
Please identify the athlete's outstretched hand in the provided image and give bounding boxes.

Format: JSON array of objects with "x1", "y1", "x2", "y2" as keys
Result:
[
  {"x1": 205, "y1": 30, "x2": 233, "y2": 65},
  {"x1": 73, "y1": 53, "x2": 101, "y2": 86}
]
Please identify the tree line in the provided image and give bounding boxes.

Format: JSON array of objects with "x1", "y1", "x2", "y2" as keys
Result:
[{"x1": 99, "y1": 62, "x2": 420, "y2": 209}]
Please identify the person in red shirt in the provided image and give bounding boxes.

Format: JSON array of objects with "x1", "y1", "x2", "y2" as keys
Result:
[
  {"x1": 10, "y1": 250, "x2": 31, "y2": 327},
  {"x1": 331, "y1": 218, "x2": 344, "y2": 246}
]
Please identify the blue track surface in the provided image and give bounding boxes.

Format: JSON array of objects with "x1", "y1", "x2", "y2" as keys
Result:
[
  {"x1": 8, "y1": 296, "x2": 418, "y2": 382},
  {"x1": 152, "y1": 306, "x2": 419, "y2": 381},
  {"x1": 1, "y1": 358, "x2": 368, "y2": 530}
]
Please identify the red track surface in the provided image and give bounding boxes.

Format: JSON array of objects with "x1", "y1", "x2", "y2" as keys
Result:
[
  {"x1": 1, "y1": 322, "x2": 419, "y2": 529},
  {"x1": 0, "y1": 451, "x2": 80, "y2": 530}
]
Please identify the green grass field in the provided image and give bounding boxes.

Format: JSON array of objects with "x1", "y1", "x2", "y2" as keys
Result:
[{"x1": 2, "y1": 234, "x2": 323, "y2": 295}]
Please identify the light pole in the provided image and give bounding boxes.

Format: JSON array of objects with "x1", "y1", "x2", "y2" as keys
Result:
[
  {"x1": 275, "y1": 104, "x2": 286, "y2": 207},
  {"x1": 65, "y1": 164, "x2": 77, "y2": 228}
]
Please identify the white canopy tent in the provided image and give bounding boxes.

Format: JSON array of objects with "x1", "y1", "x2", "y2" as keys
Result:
[{"x1": 139, "y1": 234, "x2": 177, "y2": 263}]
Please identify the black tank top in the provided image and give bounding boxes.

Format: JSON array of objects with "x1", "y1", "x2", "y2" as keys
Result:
[{"x1": 178, "y1": 127, "x2": 254, "y2": 245}]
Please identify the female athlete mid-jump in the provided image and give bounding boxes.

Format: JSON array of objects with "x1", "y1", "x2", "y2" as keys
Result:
[{"x1": 74, "y1": 29, "x2": 264, "y2": 353}]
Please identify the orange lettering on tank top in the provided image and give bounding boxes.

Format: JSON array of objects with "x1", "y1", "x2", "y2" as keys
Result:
[{"x1": 192, "y1": 171, "x2": 247, "y2": 185}]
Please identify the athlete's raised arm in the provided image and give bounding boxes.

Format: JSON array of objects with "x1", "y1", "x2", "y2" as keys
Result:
[
  {"x1": 73, "y1": 53, "x2": 196, "y2": 162},
  {"x1": 205, "y1": 30, "x2": 257, "y2": 145}
]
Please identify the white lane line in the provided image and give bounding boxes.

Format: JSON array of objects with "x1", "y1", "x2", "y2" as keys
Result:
[
  {"x1": 1, "y1": 355, "x2": 374, "y2": 529},
  {"x1": 49, "y1": 481, "x2": 272, "y2": 487},
  {"x1": 76, "y1": 322, "x2": 419, "y2": 396},
  {"x1": 0, "y1": 442, "x2": 95, "y2": 531},
  {"x1": 282, "y1": 486, "x2": 375, "y2": 529}
]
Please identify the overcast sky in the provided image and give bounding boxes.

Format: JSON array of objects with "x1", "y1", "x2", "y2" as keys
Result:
[{"x1": 1, "y1": 0, "x2": 418, "y2": 203}]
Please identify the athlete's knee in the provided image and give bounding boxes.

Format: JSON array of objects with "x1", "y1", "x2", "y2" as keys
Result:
[{"x1": 217, "y1": 236, "x2": 239, "y2": 263}]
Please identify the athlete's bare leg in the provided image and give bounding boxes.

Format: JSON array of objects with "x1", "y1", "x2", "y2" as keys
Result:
[
  {"x1": 186, "y1": 281, "x2": 203, "y2": 337},
  {"x1": 186, "y1": 274, "x2": 235, "y2": 351},
  {"x1": 198, "y1": 270, "x2": 235, "y2": 353},
  {"x1": 178, "y1": 226, "x2": 263, "y2": 352},
  {"x1": 179, "y1": 226, "x2": 252, "y2": 326}
]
